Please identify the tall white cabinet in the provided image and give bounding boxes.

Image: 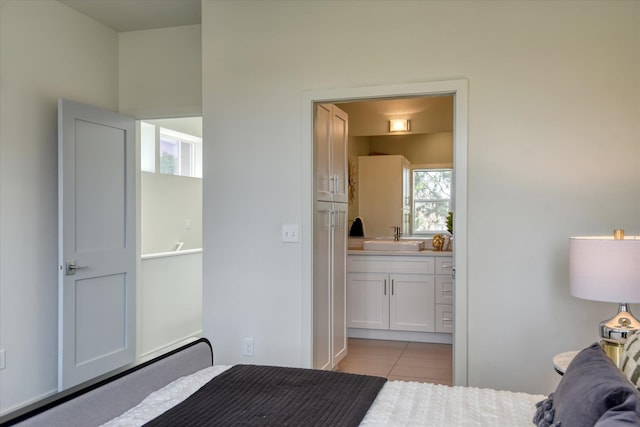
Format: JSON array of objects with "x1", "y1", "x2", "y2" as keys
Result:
[
  {"x1": 313, "y1": 104, "x2": 348, "y2": 370},
  {"x1": 316, "y1": 104, "x2": 348, "y2": 204},
  {"x1": 358, "y1": 155, "x2": 411, "y2": 237}
]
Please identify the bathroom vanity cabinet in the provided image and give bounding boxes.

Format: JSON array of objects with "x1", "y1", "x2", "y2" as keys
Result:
[{"x1": 347, "y1": 254, "x2": 453, "y2": 334}]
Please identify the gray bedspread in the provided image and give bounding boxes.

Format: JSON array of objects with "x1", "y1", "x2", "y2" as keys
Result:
[{"x1": 143, "y1": 364, "x2": 387, "y2": 426}]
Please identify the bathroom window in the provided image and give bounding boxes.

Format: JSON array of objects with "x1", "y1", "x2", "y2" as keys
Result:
[{"x1": 412, "y1": 168, "x2": 452, "y2": 234}]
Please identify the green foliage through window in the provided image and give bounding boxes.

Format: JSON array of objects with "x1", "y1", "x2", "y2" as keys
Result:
[
  {"x1": 412, "y1": 169, "x2": 452, "y2": 233},
  {"x1": 160, "y1": 152, "x2": 177, "y2": 174}
]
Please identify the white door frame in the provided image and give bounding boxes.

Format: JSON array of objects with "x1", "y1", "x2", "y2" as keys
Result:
[{"x1": 301, "y1": 79, "x2": 469, "y2": 385}]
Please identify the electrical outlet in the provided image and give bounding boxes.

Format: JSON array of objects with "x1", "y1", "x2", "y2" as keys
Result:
[
  {"x1": 243, "y1": 337, "x2": 254, "y2": 356},
  {"x1": 0, "y1": 349, "x2": 5, "y2": 370},
  {"x1": 282, "y1": 224, "x2": 299, "y2": 243}
]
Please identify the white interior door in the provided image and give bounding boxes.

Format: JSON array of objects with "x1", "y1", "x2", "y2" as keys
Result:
[
  {"x1": 58, "y1": 99, "x2": 136, "y2": 391},
  {"x1": 313, "y1": 201, "x2": 332, "y2": 370},
  {"x1": 331, "y1": 203, "x2": 347, "y2": 366}
]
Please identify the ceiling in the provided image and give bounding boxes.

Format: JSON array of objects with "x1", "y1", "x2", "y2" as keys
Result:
[
  {"x1": 59, "y1": 0, "x2": 201, "y2": 32},
  {"x1": 339, "y1": 96, "x2": 454, "y2": 137}
]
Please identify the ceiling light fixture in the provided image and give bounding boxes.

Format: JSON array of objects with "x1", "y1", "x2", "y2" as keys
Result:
[{"x1": 389, "y1": 119, "x2": 410, "y2": 133}]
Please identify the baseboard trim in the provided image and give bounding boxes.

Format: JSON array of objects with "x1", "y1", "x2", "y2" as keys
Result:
[{"x1": 347, "y1": 328, "x2": 452, "y2": 344}]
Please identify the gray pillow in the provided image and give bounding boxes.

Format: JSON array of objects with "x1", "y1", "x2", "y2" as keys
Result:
[{"x1": 533, "y1": 343, "x2": 640, "y2": 426}]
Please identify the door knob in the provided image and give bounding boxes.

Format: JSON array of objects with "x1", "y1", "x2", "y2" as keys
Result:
[{"x1": 65, "y1": 260, "x2": 88, "y2": 276}]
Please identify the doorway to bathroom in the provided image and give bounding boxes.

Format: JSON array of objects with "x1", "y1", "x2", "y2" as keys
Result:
[
  {"x1": 303, "y1": 79, "x2": 468, "y2": 385},
  {"x1": 336, "y1": 95, "x2": 454, "y2": 384}
]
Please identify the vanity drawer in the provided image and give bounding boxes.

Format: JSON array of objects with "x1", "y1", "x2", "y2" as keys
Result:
[
  {"x1": 435, "y1": 257, "x2": 453, "y2": 275},
  {"x1": 436, "y1": 304, "x2": 453, "y2": 333},
  {"x1": 435, "y1": 275, "x2": 454, "y2": 304}
]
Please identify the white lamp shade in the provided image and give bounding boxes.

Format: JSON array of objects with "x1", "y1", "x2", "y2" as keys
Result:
[{"x1": 569, "y1": 237, "x2": 640, "y2": 303}]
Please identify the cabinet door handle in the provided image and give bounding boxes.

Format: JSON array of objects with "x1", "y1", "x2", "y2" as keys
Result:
[
  {"x1": 384, "y1": 279, "x2": 387, "y2": 295},
  {"x1": 441, "y1": 264, "x2": 453, "y2": 269},
  {"x1": 329, "y1": 175, "x2": 340, "y2": 194},
  {"x1": 391, "y1": 279, "x2": 395, "y2": 295}
]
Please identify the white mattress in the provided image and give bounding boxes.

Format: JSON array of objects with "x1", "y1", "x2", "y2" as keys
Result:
[{"x1": 102, "y1": 365, "x2": 544, "y2": 426}]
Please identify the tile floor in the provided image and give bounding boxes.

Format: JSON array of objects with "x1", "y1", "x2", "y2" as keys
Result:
[{"x1": 336, "y1": 338, "x2": 453, "y2": 385}]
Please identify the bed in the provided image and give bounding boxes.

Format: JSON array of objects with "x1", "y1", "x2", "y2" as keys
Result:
[{"x1": 3, "y1": 338, "x2": 639, "y2": 426}]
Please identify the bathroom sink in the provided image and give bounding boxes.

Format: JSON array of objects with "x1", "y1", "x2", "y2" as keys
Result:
[{"x1": 362, "y1": 240, "x2": 425, "y2": 251}]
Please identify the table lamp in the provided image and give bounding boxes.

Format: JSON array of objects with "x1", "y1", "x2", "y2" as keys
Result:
[{"x1": 569, "y1": 230, "x2": 640, "y2": 367}]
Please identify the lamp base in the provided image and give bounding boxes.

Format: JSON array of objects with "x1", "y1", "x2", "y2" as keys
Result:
[
  {"x1": 599, "y1": 303, "x2": 640, "y2": 342},
  {"x1": 599, "y1": 303, "x2": 640, "y2": 367},
  {"x1": 600, "y1": 340, "x2": 625, "y2": 367}
]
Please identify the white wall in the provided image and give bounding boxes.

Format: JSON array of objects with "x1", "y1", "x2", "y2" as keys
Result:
[
  {"x1": 202, "y1": 0, "x2": 640, "y2": 395},
  {"x1": 369, "y1": 132, "x2": 453, "y2": 165},
  {"x1": 119, "y1": 25, "x2": 202, "y2": 118},
  {"x1": 141, "y1": 172, "x2": 202, "y2": 254},
  {"x1": 140, "y1": 251, "x2": 202, "y2": 358},
  {"x1": 0, "y1": 0, "x2": 119, "y2": 413}
]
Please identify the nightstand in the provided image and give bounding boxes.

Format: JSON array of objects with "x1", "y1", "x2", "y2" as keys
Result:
[{"x1": 553, "y1": 351, "x2": 579, "y2": 375}]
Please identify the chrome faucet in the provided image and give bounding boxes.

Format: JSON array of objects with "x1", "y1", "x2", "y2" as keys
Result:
[{"x1": 391, "y1": 226, "x2": 402, "y2": 241}]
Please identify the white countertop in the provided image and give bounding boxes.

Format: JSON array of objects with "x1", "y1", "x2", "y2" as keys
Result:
[
  {"x1": 348, "y1": 249, "x2": 453, "y2": 257},
  {"x1": 348, "y1": 237, "x2": 453, "y2": 256}
]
